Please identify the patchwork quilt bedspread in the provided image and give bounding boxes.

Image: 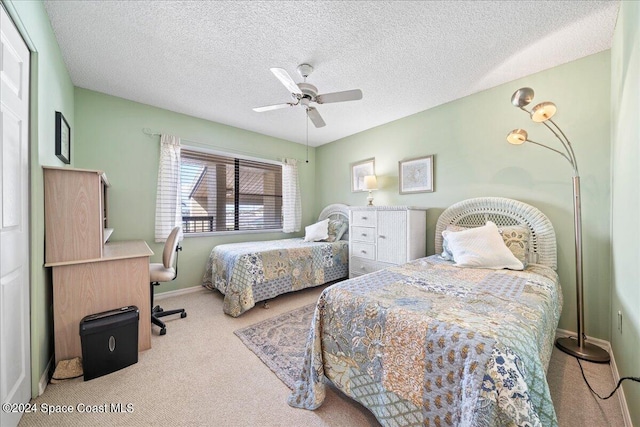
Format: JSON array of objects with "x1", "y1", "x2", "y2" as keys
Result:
[
  {"x1": 202, "y1": 238, "x2": 348, "y2": 317},
  {"x1": 288, "y1": 256, "x2": 562, "y2": 426}
]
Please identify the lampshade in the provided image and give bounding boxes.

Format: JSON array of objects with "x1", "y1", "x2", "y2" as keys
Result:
[
  {"x1": 531, "y1": 101, "x2": 557, "y2": 122},
  {"x1": 506, "y1": 129, "x2": 528, "y2": 145},
  {"x1": 363, "y1": 175, "x2": 378, "y2": 190},
  {"x1": 511, "y1": 87, "x2": 535, "y2": 108}
]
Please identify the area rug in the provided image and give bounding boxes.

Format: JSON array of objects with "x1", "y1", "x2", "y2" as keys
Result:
[{"x1": 234, "y1": 303, "x2": 315, "y2": 389}]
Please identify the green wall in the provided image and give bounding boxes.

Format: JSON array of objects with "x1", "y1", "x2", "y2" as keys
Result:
[
  {"x1": 610, "y1": 1, "x2": 640, "y2": 424},
  {"x1": 7, "y1": 2, "x2": 636, "y2": 416},
  {"x1": 3, "y1": 0, "x2": 75, "y2": 397},
  {"x1": 316, "y1": 52, "x2": 612, "y2": 339},
  {"x1": 73, "y1": 88, "x2": 316, "y2": 294}
]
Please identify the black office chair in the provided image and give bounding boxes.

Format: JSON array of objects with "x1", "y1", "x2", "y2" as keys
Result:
[{"x1": 150, "y1": 226, "x2": 187, "y2": 335}]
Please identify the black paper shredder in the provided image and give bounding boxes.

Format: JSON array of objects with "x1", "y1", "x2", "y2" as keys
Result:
[{"x1": 79, "y1": 306, "x2": 139, "y2": 381}]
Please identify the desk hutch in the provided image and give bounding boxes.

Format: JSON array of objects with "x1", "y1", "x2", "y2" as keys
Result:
[{"x1": 43, "y1": 166, "x2": 153, "y2": 363}]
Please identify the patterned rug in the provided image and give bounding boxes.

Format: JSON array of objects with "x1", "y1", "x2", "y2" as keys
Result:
[{"x1": 234, "y1": 303, "x2": 315, "y2": 389}]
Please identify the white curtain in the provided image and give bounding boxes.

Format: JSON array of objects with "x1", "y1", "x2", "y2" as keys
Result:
[
  {"x1": 282, "y1": 158, "x2": 302, "y2": 233},
  {"x1": 154, "y1": 134, "x2": 182, "y2": 242}
]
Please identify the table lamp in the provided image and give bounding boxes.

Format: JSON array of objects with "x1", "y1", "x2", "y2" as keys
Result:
[{"x1": 363, "y1": 175, "x2": 378, "y2": 206}]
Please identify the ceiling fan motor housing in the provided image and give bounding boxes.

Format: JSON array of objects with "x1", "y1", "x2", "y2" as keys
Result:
[{"x1": 297, "y1": 82, "x2": 318, "y2": 102}]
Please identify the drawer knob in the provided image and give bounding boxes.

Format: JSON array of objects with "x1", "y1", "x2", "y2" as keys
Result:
[
  {"x1": 379, "y1": 235, "x2": 386, "y2": 239},
  {"x1": 360, "y1": 266, "x2": 365, "y2": 270},
  {"x1": 360, "y1": 250, "x2": 367, "y2": 254},
  {"x1": 361, "y1": 216, "x2": 367, "y2": 220},
  {"x1": 361, "y1": 233, "x2": 367, "y2": 237}
]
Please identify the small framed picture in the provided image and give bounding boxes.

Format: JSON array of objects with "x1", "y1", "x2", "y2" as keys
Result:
[
  {"x1": 399, "y1": 155, "x2": 434, "y2": 194},
  {"x1": 55, "y1": 111, "x2": 70, "y2": 164},
  {"x1": 351, "y1": 158, "x2": 375, "y2": 192}
]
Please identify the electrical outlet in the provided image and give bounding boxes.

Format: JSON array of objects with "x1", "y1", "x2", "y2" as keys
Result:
[{"x1": 618, "y1": 311, "x2": 623, "y2": 333}]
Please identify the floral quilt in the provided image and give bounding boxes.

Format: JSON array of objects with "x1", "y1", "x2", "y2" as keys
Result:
[
  {"x1": 288, "y1": 256, "x2": 562, "y2": 426},
  {"x1": 202, "y1": 238, "x2": 348, "y2": 317}
]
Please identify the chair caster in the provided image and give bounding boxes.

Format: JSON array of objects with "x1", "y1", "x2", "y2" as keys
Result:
[
  {"x1": 159, "y1": 327, "x2": 166, "y2": 336},
  {"x1": 181, "y1": 312, "x2": 187, "y2": 318}
]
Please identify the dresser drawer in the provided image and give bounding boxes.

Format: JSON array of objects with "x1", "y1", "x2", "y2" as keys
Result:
[
  {"x1": 351, "y1": 242, "x2": 375, "y2": 260},
  {"x1": 351, "y1": 211, "x2": 376, "y2": 227},
  {"x1": 349, "y1": 257, "x2": 394, "y2": 277},
  {"x1": 351, "y1": 226, "x2": 375, "y2": 243}
]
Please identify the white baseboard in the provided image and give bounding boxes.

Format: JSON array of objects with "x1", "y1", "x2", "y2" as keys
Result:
[
  {"x1": 555, "y1": 328, "x2": 611, "y2": 351},
  {"x1": 154, "y1": 285, "x2": 203, "y2": 301},
  {"x1": 38, "y1": 356, "x2": 53, "y2": 396},
  {"x1": 555, "y1": 329, "x2": 631, "y2": 427}
]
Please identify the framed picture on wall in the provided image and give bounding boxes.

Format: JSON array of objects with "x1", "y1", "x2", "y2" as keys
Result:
[
  {"x1": 351, "y1": 158, "x2": 375, "y2": 192},
  {"x1": 55, "y1": 111, "x2": 71, "y2": 164},
  {"x1": 399, "y1": 155, "x2": 434, "y2": 194}
]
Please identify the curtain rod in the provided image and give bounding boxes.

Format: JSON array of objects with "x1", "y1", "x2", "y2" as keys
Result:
[{"x1": 142, "y1": 128, "x2": 304, "y2": 163}]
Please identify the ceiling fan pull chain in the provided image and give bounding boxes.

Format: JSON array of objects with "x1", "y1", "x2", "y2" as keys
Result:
[{"x1": 306, "y1": 108, "x2": 309, "y2": 163}]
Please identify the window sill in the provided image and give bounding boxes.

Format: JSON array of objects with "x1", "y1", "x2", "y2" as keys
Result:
[{"x1": 183, "y1": 229, "x2": 285, "y2": 238}]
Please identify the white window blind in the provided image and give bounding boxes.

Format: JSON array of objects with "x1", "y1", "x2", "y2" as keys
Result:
[{"x1": 179, "y1": 148, "x2": 283, "y2": 233}]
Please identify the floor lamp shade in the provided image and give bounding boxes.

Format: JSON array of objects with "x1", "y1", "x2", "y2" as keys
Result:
[{"x1": 507, "y1": 87, "x2": 609, "y2": 363}]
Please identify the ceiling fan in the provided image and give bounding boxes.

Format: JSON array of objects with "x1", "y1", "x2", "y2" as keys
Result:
[{"x1": 253, "y1": 63, "x2": 363, "y2": 128}]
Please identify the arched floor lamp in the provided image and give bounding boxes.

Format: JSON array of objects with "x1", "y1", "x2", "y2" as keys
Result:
[{"x1": 507, "y1": 87, "x2": 609, "y2": 363}]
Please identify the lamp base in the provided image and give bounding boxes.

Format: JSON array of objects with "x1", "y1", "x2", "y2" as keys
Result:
[
  {"x1": 555, "y1": 336, "x2": 610, "y2": 363},
  {"x1": 367, "y1": 191, "x2": 374, "y2": 206}
]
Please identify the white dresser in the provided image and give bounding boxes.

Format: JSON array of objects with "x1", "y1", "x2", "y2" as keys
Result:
[{"x1": 348, "y1": 206, "x2": 427, "y2": 278}]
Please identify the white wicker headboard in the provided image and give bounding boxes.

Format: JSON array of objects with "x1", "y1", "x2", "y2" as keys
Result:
[
  {"x1": 318, "y1": 203, "x2": 350, "y2": 240},
  {"x1": 435, "y1": 197, "x2": 557, "y2": 270}
]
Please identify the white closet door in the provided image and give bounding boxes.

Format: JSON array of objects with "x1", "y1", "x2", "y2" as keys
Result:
[
  {"x1": 377, "y1": 210, "x2": 406, "y2": 265},
  {"x1": 1, "y1": 6, "x2": 31, "y2": 427}
]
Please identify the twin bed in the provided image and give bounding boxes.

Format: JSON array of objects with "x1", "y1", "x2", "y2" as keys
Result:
[
  {"x1": 288, "y1": 197, "x2": 563, "y2": 426},
  {"x1": 202, "y1": 204, "x2": 350, "y2": 317},
  {"x1": 202, "y1": 197, "x2": 563, "y2": 425}
]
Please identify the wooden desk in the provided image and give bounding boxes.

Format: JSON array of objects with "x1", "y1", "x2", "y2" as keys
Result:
[{"x1": 45, "y1": 240, "x2": 153, "y2": 363}]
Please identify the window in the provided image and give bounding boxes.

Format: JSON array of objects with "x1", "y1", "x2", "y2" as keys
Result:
[{"x1": 180, "y1": 148, "x2": 283, "y2": 233}]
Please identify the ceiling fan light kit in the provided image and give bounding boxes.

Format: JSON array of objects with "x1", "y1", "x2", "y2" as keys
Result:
[{"x1": 253, "y1": 63, "x2": 363, "y2": 129}]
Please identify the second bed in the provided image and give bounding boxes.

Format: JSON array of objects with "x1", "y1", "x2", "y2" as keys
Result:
[{"x1": 202, "y1": 204, "x2": 350, "y2": 317}]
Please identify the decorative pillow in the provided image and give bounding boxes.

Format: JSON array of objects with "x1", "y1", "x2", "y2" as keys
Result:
[
  {"x1": 442, "y1": 221, "x2": 524, "y2": 270},
  {"x1": 303, "y1": 219, "x2": 329, "y2": 242},
  {"x1": 498, "y1": 225, "x2": 530, "y2": 266},
  {"x1": 323, "y1": 219, "x2": 348, "y2": 242},
  {"x1": 441, "y1": 223, "x2": 530, "y2": 266}
]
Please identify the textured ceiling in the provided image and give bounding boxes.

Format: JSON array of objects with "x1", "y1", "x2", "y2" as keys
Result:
[{"x1": 43, "y1": 1, "x2": 619, "y2": 147}]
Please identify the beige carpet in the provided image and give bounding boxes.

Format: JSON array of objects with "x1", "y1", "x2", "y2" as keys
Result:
[{"x1": 19, "y1": 285, "x2": 625, "y2": 426}]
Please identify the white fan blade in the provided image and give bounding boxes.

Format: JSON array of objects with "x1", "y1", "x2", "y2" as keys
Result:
[
  {"x1": 270, "y1": 68, "x2": 302, "y2": 95},
  {"x1": 316, "y1": 89, "x2": 363, "y2": 104},
  {"x1": 307, "y1": 107, "x2": 326, "y2": 128},
  {"x1": 253, "y1": 103, "x2": 294, "y2": 112}
]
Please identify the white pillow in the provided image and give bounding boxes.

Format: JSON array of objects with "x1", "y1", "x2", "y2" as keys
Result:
[
  {"x1": 441, "y1": 224, "x2": 530, "y2": 266},
  {"x1": 442, "y1": 221, "x2": 524, "y2": 270},
  {"x1": 303, "y1": 219, "x2": 329, "y2": 242}
]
